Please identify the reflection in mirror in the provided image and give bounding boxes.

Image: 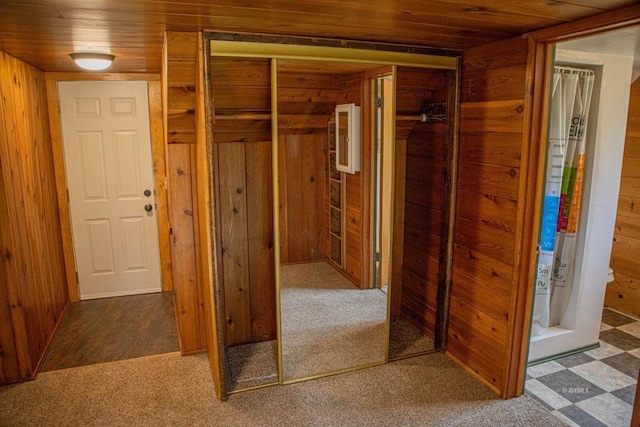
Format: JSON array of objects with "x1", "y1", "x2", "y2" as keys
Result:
[
  {"x1": 280, "y1": 263, "x2": 386, "y2": 380},
  {"x1": 210, "y1": 53, "x2": 456, "y2": 390},
  {"x1": 276, "y1": 60, "x2": 389, "y2": 382},
  {"x1": 387, "y1": 67, "x2": 452, "y2": 360},
  {"x1": 209, "y1": 56, "x2": 279, "y2": 392}
]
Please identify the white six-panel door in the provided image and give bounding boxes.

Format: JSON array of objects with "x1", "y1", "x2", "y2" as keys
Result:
[{"x1": 58, "y1": 81, "x2": 161, "y2": 300}]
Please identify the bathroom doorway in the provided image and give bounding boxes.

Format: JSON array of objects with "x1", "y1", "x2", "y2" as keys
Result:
[
  {"x1": 528, "y1": 25, "x2": 640, "y2": 362},
  {"x1": 525, "y1": 25, "x2": 640, "y2": 427}
]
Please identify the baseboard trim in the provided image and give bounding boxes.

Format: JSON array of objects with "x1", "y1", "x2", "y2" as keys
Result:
[
  {"x1": 181, "y1": 348, "x2": 207, "y2": 356},
  {"x1": 527, "y1": 342, "x2": 600, "y2": 366},
  {"x1": 445, "y1": 350, "x2": 501, "y2": 397},
  {"x1": 33, "y1": 299, "x2": 71, "y2": 380}
]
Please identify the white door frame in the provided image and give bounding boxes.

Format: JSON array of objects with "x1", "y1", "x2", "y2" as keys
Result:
[
  {"x1": 45, "y1": 74, "x2": 172, "y2": 302},
  {"x1": 58, "y1": 80, "x2": 161, "y2": 300}
]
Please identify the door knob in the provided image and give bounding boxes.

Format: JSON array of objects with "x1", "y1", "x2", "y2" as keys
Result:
[
  {"x1": 144, "y1": 189, "x2": 152, "y2": 197},
  {"x1": 144, "y1": 204, "x2": 153, "y2": 212}
]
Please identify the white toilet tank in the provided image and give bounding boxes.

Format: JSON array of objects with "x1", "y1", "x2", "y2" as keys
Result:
[{"x1": 607, "y1": 268, "x2": 615, "y2": 284}]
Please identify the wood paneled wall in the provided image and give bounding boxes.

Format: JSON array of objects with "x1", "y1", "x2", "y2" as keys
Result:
[
  {"x1": 393, "y1": 68, "x2": 449, "y2": 338},
  {"x1": 451, "y1": 37, "x2": 529, "y2": 396},
  {"x1": 277, "y1": 69, "x2": 334, "y2": 264},
  {"x1": 0, "y1": 51, "x2": 68, "y2": 384},
  {"x1": 210, "y1": 57, "x2": 276, "y2": 346},
  {"x1": 195, "y1": 33, "x2": 225, "y2": 399},
  {"x1": 164, "y1": 32, "x2": 206, "y2": 354},
  {"x1": 166, "y1": 33, "x2": 536, "y2": 399},
  {"x1": 608, "y1": 78, "x2": 640, "y2": 318},
  {"x1": 279, "y1": 134, "x2": 328, "y2": 263},
  {"x1": 339, "y1": 74, "x2": 365, "y2": 286},
  {"x1": 214, "y1": 141, "x2": 276, "y2": 346},
  {"x1": 278, "y1": 67, "x2": 364, "y2": 282}
]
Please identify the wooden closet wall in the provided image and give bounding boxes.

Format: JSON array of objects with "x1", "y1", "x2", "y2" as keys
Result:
[
  {"x1": 451, "y1": 36, "x2": 530, "y2": 396},
  {"x1": 391, "y1": 67, "x2": 449, "y2": 339},
  {"x1": 279, "y1": 65, "x2": 367, "y2": 287},
  {"x1": 168, "y1": 35, "x2": 534, "y2": 397},
  {"x1": 277, "y1": 66, "x2": 335, "y2": 265},
  {"x1": 165, "y1": 32, "x2": 207, "y2": 354},
  {"x1": 210, "y1": 57, "x2": 276, "y2": 347},
  {"x1": 0, "y1": 51, "x2": 68, "y2": 384},
  {"x1": 210, "y1": 58, "x2": 378, "y2": 346}
]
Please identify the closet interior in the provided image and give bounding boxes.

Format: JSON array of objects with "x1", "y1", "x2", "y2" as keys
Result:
[{"x1": 206, "y1": 42, "x2": 457, "y2": 395}]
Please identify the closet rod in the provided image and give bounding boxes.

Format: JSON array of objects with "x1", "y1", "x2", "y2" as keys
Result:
[
  {"x1": 214, "y1": 113, "x2": 272, "y2": 120},
  {"x1": 396, "y1": 113, "x2": 445, "y2": 122},
  {"x1": 216, "y1": 113, "x2": 445, "y2": 122}
]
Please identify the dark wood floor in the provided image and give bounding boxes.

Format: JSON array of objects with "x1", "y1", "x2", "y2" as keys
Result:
[{"x1": 41, "y1": 292, "x2": 180, "y2": 372}]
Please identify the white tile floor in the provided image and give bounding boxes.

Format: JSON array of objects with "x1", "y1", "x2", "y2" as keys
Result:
[{"x1": 526, "y1": 308, "x2": 639, "y2": 427}]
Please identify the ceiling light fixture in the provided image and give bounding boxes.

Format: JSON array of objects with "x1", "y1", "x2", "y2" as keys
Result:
[{"x1": 70, "y1": 52, "x2": 115, "y2": 71}]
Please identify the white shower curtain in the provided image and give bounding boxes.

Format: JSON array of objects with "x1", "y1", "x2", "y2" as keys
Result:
[{"x1": 532, "y1": 66, "x2": 595, "y2": 337}]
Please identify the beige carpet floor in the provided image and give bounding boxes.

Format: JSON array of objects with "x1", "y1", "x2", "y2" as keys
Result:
[
  {"x1": 0, "y1": 351, "x2": 565, "y2": 426},
  {"x1": 389, "y1": 317, "x2": 435, "y2": 359},
  {"x1": 280, "y1": 262, "x2": 387, "y2": 381},
  {"x1": 225, "y1": 340, "x2": 278, "y2": 391}
]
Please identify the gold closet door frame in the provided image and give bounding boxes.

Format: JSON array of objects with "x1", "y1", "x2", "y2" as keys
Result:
[
  {"x1": 209, "y1": 38, "x2": 457, "y2": 392},
  {"x1": 209, "y1": 40, "x2": 458, "y2": 69}
]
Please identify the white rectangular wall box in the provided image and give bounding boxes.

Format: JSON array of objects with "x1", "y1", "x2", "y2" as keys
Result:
[{"x1": 335, "y1": 103, "x2": 360, "y2": 174}]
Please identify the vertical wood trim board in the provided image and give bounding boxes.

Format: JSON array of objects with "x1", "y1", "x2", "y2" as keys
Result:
[
  {"x1": 502, "y1": 36, "x2": 543, "y2": 399},
  {"x1": 435, "y1": 68, "x2": 461, "y2": 350},
  {"x1": 197, "y1": 32, "x2": 226, "y2": 399},
  {"x1": 45, "y1": 79, "x2": 79, "y2": 303},
  {"x1": 148, "y1": 81, "x2": 173, "y2": 293},
  {"x1": 0, "y1": 50, "x2": 68, "y2": 384},
  {"x1": 166, "y1": 142, "x2": 203, "y2": 352},
  {"x1": 165, "y1": 32, "x2": 206, "y2": 353}
]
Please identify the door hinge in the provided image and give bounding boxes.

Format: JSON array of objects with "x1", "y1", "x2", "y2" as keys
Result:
[
  {"x1": 374, "y1": 252, "x2": 381, "y2": 262},
  {"x1": 375, "y1": 96, "x2": 384, "y2": 108}
]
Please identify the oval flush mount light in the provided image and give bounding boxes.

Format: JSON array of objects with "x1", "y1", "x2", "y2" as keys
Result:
[{"x1": 70, "y1": 52, "x2": 115, "y2": 71}]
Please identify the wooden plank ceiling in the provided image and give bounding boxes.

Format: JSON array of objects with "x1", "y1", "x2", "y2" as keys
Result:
[{"x1": 0, "y1": 0, "x2": 636, "y2": 73}]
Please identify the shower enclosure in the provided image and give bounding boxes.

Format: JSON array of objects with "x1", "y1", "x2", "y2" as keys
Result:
[{"x1": 528, "y1": 40, "x2": 635, "y2": 362}]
